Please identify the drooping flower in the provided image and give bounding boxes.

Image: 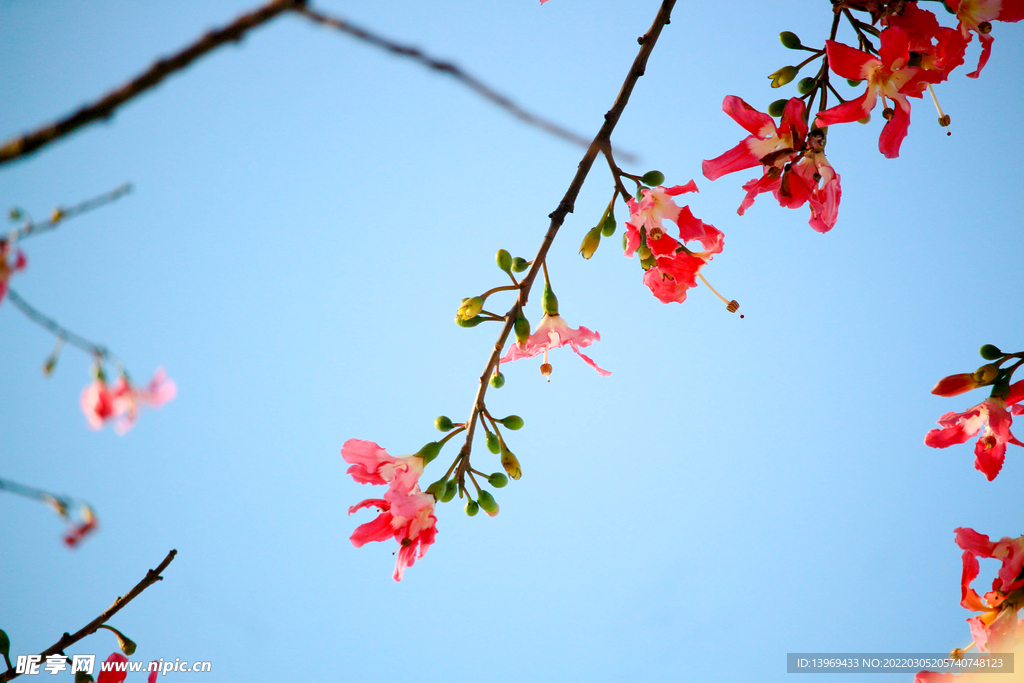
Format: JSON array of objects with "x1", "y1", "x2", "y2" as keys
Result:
[
  {"x1": 109, "y1": 368, "x2": 177, "y2": 435},
  {"x1": 342, "y1": 438, "x2": 438, "y2": 581},
  {"x1": 944, "y1": 0, "x2": 1024, "y2": 77},
  {"x1": 0, "y1": 241, "x2": 27, "y2": 303},
  {"x1": 884, "y1": 2, "x2": 967, "y2": 82},
  {"x1": 500, "y1": 313, "x2": 610, "y2": 377},
  {"x1": 81, "y1": 374, "x2": 117, "y2": 430},
  {"x1": 623, "y1": 181, "x2": 699, "y2": 257},
  {"x1": 924, "y1": 380, "x2": 1024, "y2": 480},
  {"x1": 954, "y1": 528, "x2": 1024, "y2": 653},
  {"x1": 816, "y1": 27, "x2": 925, "y2": 158},
  {"x1": 703, "y1": 97, "x2": 841, "y2": 232}
]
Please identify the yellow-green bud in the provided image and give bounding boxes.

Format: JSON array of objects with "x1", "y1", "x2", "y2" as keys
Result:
[
  {"x1": 455, "y1": 314, "x2": 485, "y2": 327},
  {"x1": 637, "y1": 245, "x2": 652, "y2": 261},
  {"x1": 416, "y1": 441, "x2": 441, "y2": 464},
  {"x1": 465, "y1": 499, "x2": 479, "y2": 516},
  {"x1": 488, "y1": 472, "x2": 508, "y2": 488},
  {"x1": 514, "y1": 311, "x2": 530, "y2": 347},
  {"x1": 601, "y1": 213, "x2": 617, "y2": 237},
  {"x1": 641, "y1": 170, "x2": 665, "y2": 186},
  {"x1": 779, "y1": 31, "x2": 802, "y2": 49},
  {"x1": 511, "y1": 257, "x2": 529, "y2": 273},
  {"x1": 579, "y1": 226, "x2": 602, "y2": 260},
  {"x1": 434, "y1": 415, "x2": 454, "y2": 431},
  {"x1": 541, "y1": 284, "x2": 559, "y2": 316},
  {"x1": 457, "y1": 296, "x2": 485, "y2": 321},
  {"x1": 640, "y1": 253, "x2": 657, "y2": 271},
  {"x1": 797, "y1": 77, "x2": 815, "y2": 95},
  {"x1": 500, "y1": 415, "x2": 524, "y2": 430},
  {"x1": 769, "y1": 66, "x2": 799, "y2": 88},
  {"x1": 767, "y1": 99, "x2": 788, "y2": 117},
  {"x1": 496, "y1": 249, "x2": 512, "y2": 273},
  {"x1": 100, "y1": 625, "x2": 136, "y2": 656},
  {"x1": 486, "y1": 432, "x2": 500, "y2": 454},
  {"x1": 973, "y1": 364, "x2": 999, "y2": 384},
  {"x1": 980, "y1": 344, "x2": 1003, "y2": 360},
  {"x1": 440, "y1": 480, "x2": 458, "y2": 503},
  {"x1": 501, "y1": 448, "x2": 522, "y2": 480},
  {"x1": 489, "y1": 371, "x2": 505, "y2": 388},
  {"x1": 425, "y1": 479, "x2": 447, "y2": 498},
  {"x1": 477, "y1": 490, "x2": 499, "y2": 516}
]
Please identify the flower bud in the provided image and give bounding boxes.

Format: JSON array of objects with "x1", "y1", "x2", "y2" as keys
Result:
[
  {"x1": 637, "y1": 245, "x2": 652, "y2": 261},
  {"x1": 477, "y1": 490, "x2": 499, "y2": 516},
  {"x1": 465, "y1": 499, "x2": 479, "y2": 516},
  {"x1": 601, "y1": 213, "x2": 616, "y2": 237},
  {"x1": 0, "y1": 629, "x2": 9, "y2": 659},
  {"x1": 641, "y1": 170, "x2": 665, "y2": 186},
  {"x1": 769, "y1": 66, "x2": 798, "y2": 88},
  {"x1": 495, "y1": 249, "x2": 512, "y2": 273},
  {"x1": 50, "y1": 207, "x2": 65, "y2": 223},
  {"x1": 499, "y1": 415, "x2": 524, "y2": 430},
  {"x1": 931, "y1": 373, "x2": 981, "y2": 397},
  {"x1": 972, "y1": 364, "x2": 999, "y2": 384},
  {"x1": 455, "y1": 314, "x2": 485, "y2": 327},
  {"x1": 100, "y1": 625, "x2": 136, "y2": 656},
  {"x1": 779, "y1": 31, "x2": 802, "y2": 49},
  {"x1": 434, "y1": 415, "x2": 454, "y2": 431},
  {"x1": 425, "y1": 479, "x2": 447, "y2": 499},
  {"x1": 440, "y1": 480, "x2": 458, "y2": 503},
  {"x1": 579, "y1": 226, "x2": 602, "y2": 260},
  {"x1": 489, "y1": 371, "x2": 505, "y2": 388},
  {"x1": 486, "y1": 432, "x2": 501, "y2": 454},
  {"x1": 846, "y1": 78, "x2": 862, "y2": 87},
  {"x1": 514, "y1": 311, "x2": 530, "y2": 348},
  {"x1": 8, "y1": 207, "x2": 22, "y2": 221},
  {"x1": 980, "y1": 344, "x2": 1003, "y2": 360},
  {"x1": 541, "y1": 284, "x2": 559, "y2": 316},
  {"x1": 75, "y1": 672, "x2": 96, "y2": 683},
  {"x1": 487, "y1": 472, "x2": 508, "y2": 488},
  {"x1": 511, "y1": 257, "x2": 529, "y2": 273},
  {"x1": 767, "y1": 99, "x2": 788, "y2": 117},
  {"x1": 797, "y1": 77, "x2": 815, "y2": 95},
  {"x1": 501, "y1": 448, "x2": 522, "y2": 480},
  {"x1": 457, "y1": 296, "x2": 484, "y2": 321},
  {"x1": 416, "y1": 441, "x2": 441, "y2": 464},
  {"x1": 640, "y1": 253, "x2": 656, "y2": 271},
  {"x1": 621, "y1": 232, "x2": 628, "y2": 251}
]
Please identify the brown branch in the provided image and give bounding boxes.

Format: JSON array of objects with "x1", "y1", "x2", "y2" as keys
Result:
[
  {"x1": 0, "y1": 0, "x2": 305, "y2": 167},
  {"x1": 456, "y1": 0, "x2": 677, "y2": 471},
  {"x1": 295, "y1": 6, "x2": 637, "y2": 164},
  {"x1": 0, "y1": 550, "x2": 177, "y2": 682}
]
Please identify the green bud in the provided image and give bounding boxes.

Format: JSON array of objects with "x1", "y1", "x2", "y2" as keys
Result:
[
  {"x1": 846, "y1": 78, "x2": 863, "y2": 87},
  {"x1": 541, "y1": 284, "x2": 559, "y2": 316},
  {"x1": 637, "y1": 245, "x2": 652, "y2": 261},
  {"x1": 0, "y1": 628, "x2": 9, "y2": 659},
  {"x1": 500, "y1": 415, "x2": 524, "y2": 430},
  {"x1": 434, "y1": 415, "x2": 454, "y2": 432},
  {"x1": 486, "y1": 432, "x2": 501, "y2": 454},
  {"x1": 495, "y1": 249, "x2": 512, "y2": 273},
  {"x1": 779, "y1": 31, "x2": 802, "y2": 49},
  {"x1": 75, "y1": 672, "x2": 96, "y2": 683},
  {"x1": 440, "y1": 480, "x2": 458, "y2": 503},
  {"x1": 640, "y1": 170, "x2": 665, "y2": 186},
  {"x1": 514, "y1": 311, "x2": 531, "y2": 347},
  {"x1": 640, "y1": 253, "x2": 657, "y2": 271},
  {"x1": 489, "y1": 371, "x2": 505, "y2": 388},
  {"x1": 457, "y1": 296, "x2": 485, "y2": 321},
  {"x1": 973, "y1": 364, "x2": 1000, "y2": 384},
  {"x1": 797, "y1": 77, "x2": 815, "y2": 95},
  {"x1": 767, "y1": 99, "x2": 788, "y2": 117},
  {"x1": 579, "y1": 226, "x2": 602, "y2": 260},
  {"x1": 769, "y1": 65, "x2": 799, "y2": 88},
  {"x1": 477, "y1": 490, "x2": 499, "y2": 516},
  {"x1": 991, "y1": 382, "x2": 1011, "y2": 401},
  {"x1": 425, "y1": 479, "x2": 447, "y2": 499},
  {"x1": 100, "y1": 625, "x2": 136, "y2": 656},
  {"x1": 487, "y1": 472, "x2": 508, "y2": 488},
  {"x1": 511, "y1": 257, "x2": 530, "y2": 273},
  {"x1": 601, "y1": 213, "x2": 617, "y2": 237},
  {"x1": 465, "y1": 499, "x2": 479, "y2": 516},
  {"x1": 501, "y1": 448, "x2": 522, "y2": 480},
  {"x1": 622, "y1": 231, "x2": 628, "y2": 251},
  {"x1": 980, "y1": 344, "x2": 1003, "y2": 360},
  {"x1": 455, "y1": 314, "x2": 485, "y2": 327},
  {"x1": 8, "y1": 208, "x2": 22, "y2": 221},
  {"x1": 416, "y1": 441, "x2": 441, "y2": 464}
]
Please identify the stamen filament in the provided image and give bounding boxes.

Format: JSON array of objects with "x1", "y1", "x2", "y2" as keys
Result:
[
  {"x1": 927, "y1": 84, "x2": 952, "y2": 135},
  {"x1": 697, "y1": 272, "x2": 739, "y2": 315}
]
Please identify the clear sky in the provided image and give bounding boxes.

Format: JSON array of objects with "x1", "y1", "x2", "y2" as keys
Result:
[{"x1": 1, "y1": 1, "x2": 1022, "y2": 682}]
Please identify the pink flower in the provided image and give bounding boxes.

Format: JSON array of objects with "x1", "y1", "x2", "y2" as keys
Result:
[
  {"x1": 500, "y1": 313, "x2": 610, "y2": 377},
  {"x1": 924, "y1": 380, "x2": 1024, "y2": 480},
  {"x1": 816, "y1": 27, "x2": 925, "y2": 158},
  {"x1": 97, "y1": 653, "x2": 129, "y2": 683},
  {"x1": 0, "y1": 241, "x2": 27, "y2": 303},
  {"x1": 63, "y1": 504, "x2": 99, "y2": 548},
  {"x1": 954, "y1": 528, "x2": 1024, "y2": 652},
  {"x1": 703, "y1": 97, "x2": 841, "y2": 232},
  {"x1": 109, "y1": 368, "x2": 177, "y2": 434},
  {"x1": 81, "y1": 377, "x2": 117, "y2": 430},
  {"x1": 343, "y1": 439, "x2": 438, "y2": 581},
  {"x1": 944, "y1": 0, "x2": 1024, "y2": 77},
  {"x1": 623, "y1": 181, "x2": 699, "y2": 257}
]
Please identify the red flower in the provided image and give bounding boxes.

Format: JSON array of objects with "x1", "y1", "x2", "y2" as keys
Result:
[
  {"x1": 885, "y1": 3, "x2": 967, "y2": 82},
  {"x1": 0, "y1": 241, "x2": 27, "y2": 303},
  {"x1": 944, "y1": 0, "x2": 1024, "y2": 77},
  {"x1": 954, "y1": 528, "x2": 1024, "y2": 652}
]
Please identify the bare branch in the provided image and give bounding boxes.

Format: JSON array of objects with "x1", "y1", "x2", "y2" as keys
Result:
[
  {"x1": 0, "y1": 0, "x2": 305, "y2": 167},
  {"x1": 5, "y1": 289, "x2": 116, "y2": 364},
  {"x1": 295, "y1": 6, "x2": 637, "y2": 163},
  {"x1": 0, "y1": 550, "x2": 177, "y2": 682},
  {"x1": 8, "y1": 183, "x2": 132, "y2": 242}
]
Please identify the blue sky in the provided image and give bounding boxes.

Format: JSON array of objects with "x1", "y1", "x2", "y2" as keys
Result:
[{"x1": 1, "y1": 1, "x2": 1022, "y2": 682}]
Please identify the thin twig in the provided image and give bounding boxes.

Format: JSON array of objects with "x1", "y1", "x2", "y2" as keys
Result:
[
  {"x1": 5, "y1": 289, "x2": 116, "y2": 365},
  {"x1": 295, "y1": 6, "x2": 638, "y2": 164},
  {"x1": 0, "y1": 0, "x2": 305, "y2": 167},
  {"x1": 0, "y1": 550, "x2": 177, "y2": 682},
  {"x1": 455, "y1": 0, "x2": 677, "y2": 476},
  {"x1": 8, "y1": 183, "x2": 133, "y2": 242}
]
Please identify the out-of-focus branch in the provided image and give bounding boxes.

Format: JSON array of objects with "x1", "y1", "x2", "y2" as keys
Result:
[
  {"x1": 455, "y1": 0, "x2": 676, "y2": 474},
  {"x1": 0, "y1": 550, "x2": 177, "y2": 682},
  {"x1": 5, "y1": 289, "x2": 116, "y2": 365},
  {"x1": 295, "y1": 6, "x2": 637, "y2": 163},
  {"x1": 8, "y1": 183, "x2": 132, "y2": 242},
  {"x1": 0, "y1": 0, "x2": 305, "y2": 167}
]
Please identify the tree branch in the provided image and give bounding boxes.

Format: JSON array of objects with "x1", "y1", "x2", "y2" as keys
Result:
[
  {"x1": 0, "y1": 550, "x2": 177, "y2": 682},
  {"x1": 8, "y1": 183, "x2": 133, "y2": 242},
  {"x1": 5, "y1": 289, "x2": 116, "y2": 365},
  {"x1": 295, "y1": 6, "x2": 637, "y2": 163},
  {"x1": 456, "y1": 0, "x2": 677, "y2": 472},
  {"x1": 0, "y1": 0, "x2": 305, "y2": 167}
]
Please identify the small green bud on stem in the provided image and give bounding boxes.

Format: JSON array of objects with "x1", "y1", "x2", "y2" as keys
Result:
[
  {"x1": 465, "y1": 499, "x2": 479, "y2": 516},
  {"x1": 487, "y1": 472, "x2": 509, "y2": 488},
  {"x1": 434, "y1": 415, "x2": 454, "y2": 431},
  {"x1": 541, "y1": 284, "x2": 559, "y2": 316},
  {"x1": 501, "y1": 448, "x2": 522, "y2": 480},
  {"x1": 769, "y1": 65, "x2": 799, "y2": 88},
  {"x1": 980, "y1": 344, "x2": 1003, "y2": 360},
  {"x1": 797, "y1": 77, "x2": 815, "y2": 94},
  {"x1": 579, "y1": 226, "x2": 602, "y2": 260},
  {"x1": 514, "y1": 311, "x2": 531, "y2": 347},
  {"x1": 495, "y1": 249, "x2": 513, "y2": 274},
  {"x1": 511, "y1": 257, "x2": 530, "y2": 273},
  {"x1": 441, "y1": 480, "x2": 458, "y2": 503},
  {"x1": 457, "y1": 296, "x2": 485, "y2": 321},
  {"x1": 601, "y1": 213, "x2": 617, "y2": 237},
  {"x1": 500, "y1": 415, "x2": 524, "y2": 430},
  {"x1": 477, "y1": 490, "x2": 499, "y2": 516},
  {"x1": 416, "y1": 441, "x2": 441, "y2": 464},
  {"x1": 640, "y1": 170, "x2": 665, "y2": 186},
  {"x1": 425, "y1": 479, "x2": 447, "y2": 499},
  {"x1": 779, "y1": 31, "x2": 802, "y2": 49},
  {"x1": 767, "y1": 99, "x2": 788, "y2": 117},
  {"x1": 486, "y1": 432, "x2": 501, "y2": 455},
  {"x1": 489, "y1": 371, "x2": 505, "y2": 388}
]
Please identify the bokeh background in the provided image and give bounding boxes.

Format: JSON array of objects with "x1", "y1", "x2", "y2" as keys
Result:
[{"x1": 2, "y1": 1, "x2": 1022, "y2": 681}]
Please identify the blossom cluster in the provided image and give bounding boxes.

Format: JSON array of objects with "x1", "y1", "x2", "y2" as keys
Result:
[{"x1": 81, "y1": 367, "x2": 177, "y2": 435}]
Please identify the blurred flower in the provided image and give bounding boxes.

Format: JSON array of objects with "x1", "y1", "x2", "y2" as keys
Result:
[
  {"x1": 0, "y1": 241, "x2": 26, "y2": 303},
  {"x1": 81, "y1": 376, "x2": 116, "y2": 430},
  {"x1": 500, "y1": 313, "x2": 610, "y2": 377},
  {"x1": 110, "y1": 369, "x2": 177, "y2": 435}
]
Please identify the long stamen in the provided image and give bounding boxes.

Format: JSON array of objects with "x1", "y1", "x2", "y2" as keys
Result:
[
  {"x1": 927, "y1": 84, "x2": 952, "y2": 136},
  {"x1": 697, "y1": 272, "x2": 742, "y2": 317}
]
